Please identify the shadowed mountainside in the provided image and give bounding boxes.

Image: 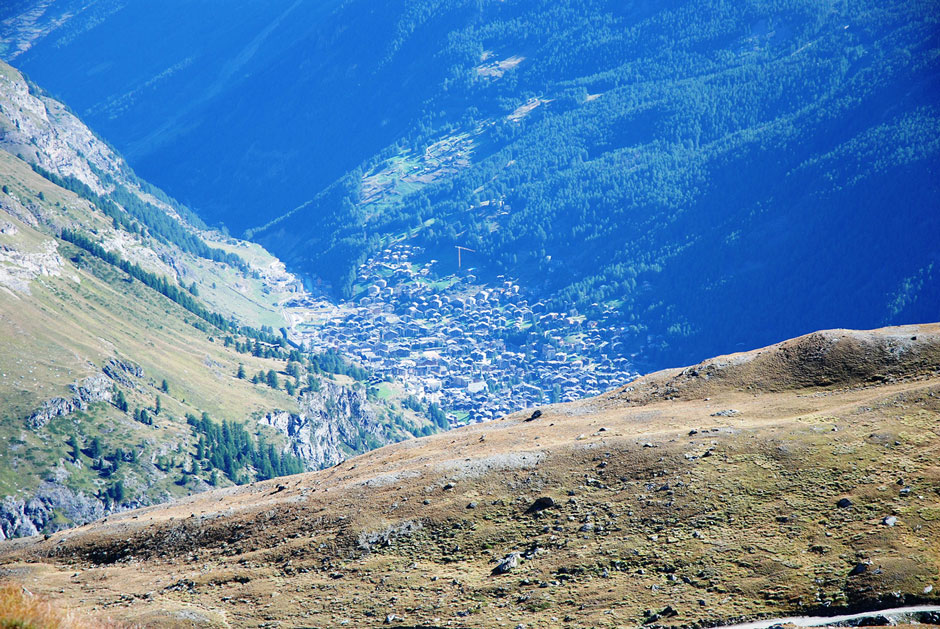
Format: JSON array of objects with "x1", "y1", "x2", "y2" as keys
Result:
[{"x1": 3, "y1": 0, "x2": 937, "y2": 368}]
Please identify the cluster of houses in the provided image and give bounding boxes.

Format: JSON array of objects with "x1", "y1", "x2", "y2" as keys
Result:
[{"x1": 296, "y1": 244, "x2": 635, "y2": 425}]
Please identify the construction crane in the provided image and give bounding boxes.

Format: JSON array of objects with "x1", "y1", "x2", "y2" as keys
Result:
[{"x1": 455, "y1": 245, "x2": 476, "y2": 269}]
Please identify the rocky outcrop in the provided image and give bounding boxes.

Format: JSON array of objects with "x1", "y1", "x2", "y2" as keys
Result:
[
  {"x1": 0, "y1": 482, "x2": 106, "y2": 540},
  {"x1": 26, "y1": 373, "x2": 112, "y2": 428},
  {"x1": 25, "y1": 355, "x2": 146, "y2": 428},
  {"x1": 102, "y1": 357, "x2": 143, "y2": 387},
  {"x1": 260, "y1": 380, "x2": 393, "y2": 469},
  {"x1": 0, "y1": 237, "x2": 63, "y2": 294},
  {"x1": 0, "y1": 61, "x2": 123, "y2": 195}
]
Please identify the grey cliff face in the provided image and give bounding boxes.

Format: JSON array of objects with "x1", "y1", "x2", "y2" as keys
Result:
[
  {"x1": 26, "y1": 372, "x2": 112, "y2": 429},
  {"x1": 0, "y1": 481, "x2": 107, "y2": 540},
  {"x1": 0, "y1": 62, "x2": 124, "y2": 195},
  {"x1": 261, "y1": 379, "x2": 391, "y2": 469}
]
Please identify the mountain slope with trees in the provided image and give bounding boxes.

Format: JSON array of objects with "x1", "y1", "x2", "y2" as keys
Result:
[
  {"x1": 0, "y1": 60, "x2": 433, "y2": 538},
  {"x1": 4, "y1": 0, "x2": 938, "y2": 367}
]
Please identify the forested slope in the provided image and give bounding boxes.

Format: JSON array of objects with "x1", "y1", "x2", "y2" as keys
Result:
[
  {"x1": 6, "y1": 0, "x2": 939, "y2": 366},
  {"x1": 0, "y1": 60, "x2": 433, "y2": 538}
]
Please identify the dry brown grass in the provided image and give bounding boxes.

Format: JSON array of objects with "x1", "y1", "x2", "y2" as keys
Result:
[
  {"x1": 0, "y1": 325, "x2": 937, "y2": 628},
  {"x1": 0, "y1": 582, "x2": 120, "y2": 629}
]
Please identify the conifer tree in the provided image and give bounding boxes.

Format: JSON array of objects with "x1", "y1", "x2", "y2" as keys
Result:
[
  {"x1": 114, "y1": 389, "x2": 128, "y2": 412},
  {"x1": 108, "y1": 480, "x2": 125, "y2": 503},
  {"x1": 67, "y1": 435, "x2": 81, "y2": 462}
]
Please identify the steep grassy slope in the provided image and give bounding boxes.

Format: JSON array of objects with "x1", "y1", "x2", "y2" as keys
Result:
[
  {"x1": 1, "y1": 325, "x2": 937, "y2": 627},
  {"x1": 6, "y1": 0, "x2": 937, "y2": 368},
  {"x1": 0, "y1": 149, "x2": 311, "y2": 535},
  {"x1": 0, "y1": 60, "x2": 433, "y2": 537}
]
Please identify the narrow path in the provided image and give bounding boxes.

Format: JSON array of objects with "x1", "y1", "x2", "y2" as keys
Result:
[{"x1": 712, "y1": 605, "x2": 940, "y2": 629}]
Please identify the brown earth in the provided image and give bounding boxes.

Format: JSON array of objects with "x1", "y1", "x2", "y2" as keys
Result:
[{"x1": 1, "y1": 324, "x2": 939, "y2": 628}]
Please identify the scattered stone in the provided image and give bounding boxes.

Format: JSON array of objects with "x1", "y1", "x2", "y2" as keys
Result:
[
  {"x1": 525, "y1": 410, "x2": 543, "y2": 422},
  {"x1": 848, "y1": 562, "x2": 869, "y2": 576},
  {"x1": 443, "y1": 483, "x2": 455, "y2": 491},
  {"x1": 492, "y1": 552, "x2": 520, "y2": 575},
  {"x1": 689, "y1": 429, "x2": 698, "y2": 436},
  {"x1": 357, "y1": 520, "x2": 422, "y2": 551},
  {"x1": 882, "y1": 516, "x2": 898, "y2": 526},
  {"x1": 525, "y1": 496, "x2": 555, "y2": 514},
  {"x1": 899, "y1": 487, "x2": 911, "y2": 497},
  {"x1": 711, "y1": 409, "x2": 739, "y2": 417},
  {"x1": 837, "y1": 498, "x2": 853, "y2": 508},
  {"x1": 645, "y1": 606, "x2": 678, "y2": 623},
  {"x1": 384, "y1": 614, "x2": 399, "y2": 624},
  {"x1": 466, "y1": 502, "x2": 477, "y2": 509}
]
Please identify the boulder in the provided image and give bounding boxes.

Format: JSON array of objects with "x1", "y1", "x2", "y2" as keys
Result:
[
  {"x1": 525, "y1": 496, "x2": 555, "y2": 514},
  {"x1": 525, "y1": 409, "x2": 543, "y2": 422},
  {"x1": 492, "y1": 552, "x2": 520, "y2": 575}
]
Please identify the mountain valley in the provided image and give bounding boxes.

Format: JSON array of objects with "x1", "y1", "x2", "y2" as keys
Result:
[
  {"x1": 0, "y1": 59, "x2": 434, "y2": 539},
  {"x1": 4, "y1": 0, "x2": 938, "y2": 365},
  {"x1": 0, "y1": 2, "x2": 937, "y2": 627}
]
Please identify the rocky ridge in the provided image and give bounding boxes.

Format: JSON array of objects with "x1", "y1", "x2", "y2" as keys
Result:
[
  {"x1": 610, "y1": 327, "x2": 940, "y2": 406},
  {"x1": 0, "y1": 232, "x2": 62, "y2": 294}
]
